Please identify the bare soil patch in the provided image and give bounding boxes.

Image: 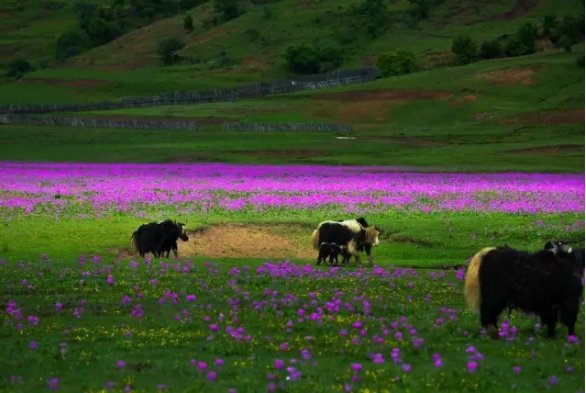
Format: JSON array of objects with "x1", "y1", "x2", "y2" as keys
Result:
[
  {"x1": 508, "y1": 144, "x2": 583, "y2": 154},
  {"x1": 450, "y1": 95, "x2": 477, "y2": 108},
  {"x1": 390, "y1": 235, "x2": 435, "y2": 248},
  {"x1": 314, "y1": 89, "x2": 452, "y2": 123},
  {"x1": 477, "y1": 67, "x2": 537, "y2": 85},
  {"x1": 496, "y1": 0, "x2": 540, "y2": 20},
  {"x1": 180, "y1": 224, "x2": 315, "y2": 259},
  {"x1": 501, "y1": 109, "x2": 584, "y2": 125}
]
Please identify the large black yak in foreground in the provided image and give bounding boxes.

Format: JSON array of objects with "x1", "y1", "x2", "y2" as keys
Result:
[
  {"x1": 131, "y1": 220, "x2": 189, "y2": 258},
  {"x1": 465, "y1": 241, "x2": 584, "y2": 338},
  {"x1": 311, "y1": 217, "x2": 380, "y2": 266}
]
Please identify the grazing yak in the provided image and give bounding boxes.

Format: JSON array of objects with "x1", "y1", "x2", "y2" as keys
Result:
[
  {"x1": 464, "y1": 241, "x2": 583, "y2": 338},
  {"x1": 318, "y1": 242, "x2": 351, "y2": 266},
  {"x1": 131, "y1": 220, "x2": 189, "y2": 258},
  {"x1": 311, "y1": 217, "x2": 380, "y2": 266}
]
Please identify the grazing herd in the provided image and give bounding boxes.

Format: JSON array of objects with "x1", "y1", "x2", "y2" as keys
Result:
[{"x1": 130, "y1": 217, "x2": 583, "y2": 339}]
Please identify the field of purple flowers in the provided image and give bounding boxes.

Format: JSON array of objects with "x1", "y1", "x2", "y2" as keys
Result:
[
  {"x1": 0, "y1": 163, "x2": 583, "y2": 217},
  {"x1": 0, "y1": 162, "x2": 584, "y2": 391},
  {"x1": 1, "y1": 257, "x2": 583, "y2": 392}
]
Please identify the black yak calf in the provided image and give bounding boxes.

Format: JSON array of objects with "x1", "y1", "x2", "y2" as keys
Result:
[
  {"x1": 465, "y1": 242, "x2": 583, "y2": 338},
  {"x1": 317, "y1": 242, "x2": 351, "y2": 266},
  {"x1": 131, "y1": 220, "x2": 189, "y2": 258}
]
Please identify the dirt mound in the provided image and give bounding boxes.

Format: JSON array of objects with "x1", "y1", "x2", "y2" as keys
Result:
[
  {"x1": 508, "y1": 145, "x2": 583, "y2": 154},
  {"x1": 477, "y1": 67, "x2": 537, "y2": 85},
  {"x1": 501, "y1": 109, "x2": 585, "y2": 125},
  {"x1": 181, "y1": 224, "x2": 315, "y2": 259}
]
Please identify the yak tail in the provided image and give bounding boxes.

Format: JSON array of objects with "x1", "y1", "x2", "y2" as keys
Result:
[
  {"x1": 465, "y1": 247, "x2": 495, "y2": 312},
  {"x1": 130, "y1": 231, "x2": 138, "y2": 254},
  {"x1": 311, "y1": 229, "x2": 320, "y2": 250}
]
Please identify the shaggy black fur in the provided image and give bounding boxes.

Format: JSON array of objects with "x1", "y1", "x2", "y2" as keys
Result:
[
  {"x1": 478, "y1": 244, "x2": 583, "y2": 338},
  {"x1": 131, "y1": 220, "x2": 189, "y2": 258}
]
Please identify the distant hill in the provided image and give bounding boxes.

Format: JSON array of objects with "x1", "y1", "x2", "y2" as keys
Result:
[{"x1": 0, "y1": 0, "x2": 583, "y2": 103}]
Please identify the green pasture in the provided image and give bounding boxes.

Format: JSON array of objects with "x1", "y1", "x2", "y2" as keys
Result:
[
  {"x1": 1, "y1": 254, "x2": 583, "y2": 393},
  {"x1": 0, "y1": 123, "x2": 583, "y2": 172},
  {"x1": 0, "y1": 209, "x2": 583, "y2": 266}
]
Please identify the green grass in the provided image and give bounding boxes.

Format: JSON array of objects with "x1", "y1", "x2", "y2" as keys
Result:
[
  {"x1": 0, "y1": 249, "x2": 583, "y2": 392},
  {"x1": 0, "y1": 210, "x2": 582, "y2": 265}
]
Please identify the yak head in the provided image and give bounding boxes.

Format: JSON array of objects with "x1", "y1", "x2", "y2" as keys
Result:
[
  {"x1": 365, "y1": 226, "x2": 380, "y2": 247},
  {"x1": 544, "y1": 240, "x2": 572, "y2": 255},
  {"x1": 177, "y1": 222, "x2": 189, "y2": 242},
  {"x1": 546, "y1": 240, "x2": 584, "y2": 278}
]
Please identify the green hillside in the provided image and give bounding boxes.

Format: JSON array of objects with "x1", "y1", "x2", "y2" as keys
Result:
[{"x1": 0, "y1": 0, "x2": 583, "y2": 103}]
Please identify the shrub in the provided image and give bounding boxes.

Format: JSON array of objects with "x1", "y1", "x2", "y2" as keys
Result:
[
  {"x1": 87, "y1": 17, "x2": 121, "y2": 46},
  {"x1": 284, "y1": 44, "x2": 342, "y2": 74},
  {"x1": 376, "y1": 50, "x2": 418, "y2": 77},
  {"x1": 6, "y1": 59, "x2": 32, "y2": 79},
  {"x1": 215, "y1": 0, "x2": 241, "y2": 21},
  {"x1": 515, "y1": 22, "x2": 536, "y2": 54},
  {"x1": 505, "y1": 37, "x2": 532, "y2": 57},
  {"x1": 480, "y1": 40, "x2": 502, "y2": 59},
  {"x1": 184, "y1": 14, "x2": 194, "y2": 31},
  {"x1": 55, "y1": 30, "x2": 90, "y2": 60},
  {"x1": 542, "y1": 15, "x2": 557, "y2": 37},
  {"x1": 157, "y1": 37, "x2": 185, "y2": 65},
  {"x1": 451, "y1": 35, "x2": 477, "y2": 65}
]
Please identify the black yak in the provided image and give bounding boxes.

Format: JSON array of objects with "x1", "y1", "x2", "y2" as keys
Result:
[
  {"x1": 464, "y1": 242, "x2": 583, "y2": 338},
  {"x1": 131, "y1": 220, "x2": 189, "y2": 258},
  {"x1": 311, "y1": 217, "x2": 380, "y2": 266},
  {"x1": 317, "y1": 242, "x2": 351, "y2": 266}
]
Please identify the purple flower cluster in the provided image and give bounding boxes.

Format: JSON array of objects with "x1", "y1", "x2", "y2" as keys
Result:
[{"x1": 0, "y1": 163, "x2": 582, "y2": 216}]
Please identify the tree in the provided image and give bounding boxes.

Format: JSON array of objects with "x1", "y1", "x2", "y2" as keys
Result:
[
  {"x1": 6, "y1": 59, "x2": 32, "y2": 79},
  {"x1": 87, "y1": 17, "x2": 121, "y2": 45},
  {"x1": 479, "y1": 40, "x2": 502, "y2": 59},
  {"x1": 55, "y1": 30, "x2": 90, "y2": 60},
  {"x1": 215, "y1": 0, "x2": 240, "y2": 21},
  {"x1": 542, "y1": 15, "x2": 557, "y2": 37},
  {"x1": 183, "y1": 14, "x2": 194, "y2": 31},
  {"x1": 515, "y1": 22, "x2": 536, "y2": 54},
  {"x1": 376, "y1": 50, "x2": 418, "y2": 77},
  {"x1": 157, "y1": 37, "x2": 185, "y2": 65},
  {"x1": 451, "y1": 35, "x2": 477, "y2": 65},
  {"x1": 284, "y1": 44, "x2": 342, "y2": 74}
]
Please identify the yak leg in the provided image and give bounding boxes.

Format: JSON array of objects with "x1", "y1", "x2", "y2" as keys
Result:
[
  {"x1": 560, "y1": 298, "x2": 579, "y2": 337},
  {"x1": 364, "y1": 245, "x2": 373, "y2": 266},
  {"x1": 540, "y1": 307, "x2": 559, "y2": 338},
  {"x1": 480, "y1": 298, "x2": 506, "y2": 338},
  {"x1": 172, "y1": 245, "x2": 178, "y2": 258}
]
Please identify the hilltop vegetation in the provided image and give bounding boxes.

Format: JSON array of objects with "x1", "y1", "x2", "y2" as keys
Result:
[{"x1": 0, "y1": 0, "x2": 583, "y2": 100}]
